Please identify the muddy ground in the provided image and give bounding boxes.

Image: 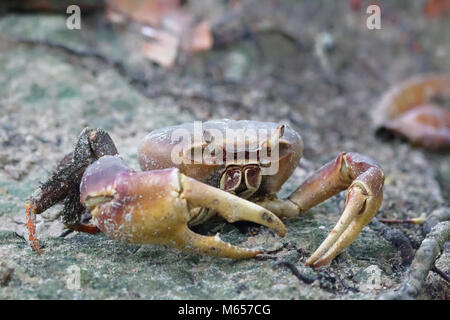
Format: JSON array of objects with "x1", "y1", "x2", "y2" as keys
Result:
[{"x1": 0, "y1": 0, "x2": 449, "y2": 299}]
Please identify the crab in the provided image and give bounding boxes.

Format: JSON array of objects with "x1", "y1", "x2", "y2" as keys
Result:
[{"x1": 26, "y1": 120, "x2": 384, "y2": 268}]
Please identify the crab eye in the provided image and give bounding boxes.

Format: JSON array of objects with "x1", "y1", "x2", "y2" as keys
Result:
[
  {"x1": 258, "y1": 124, "x2": 286, "y2": 155},
  {"x1": 220, "y1": 166, "x2": 242, "y2": 191},
  {"x1": 244, "y1": 165, "x2": 261, "y2": 189},
  {"x1": 258, "y1": 140, "x2": 291, "y2": 163}
]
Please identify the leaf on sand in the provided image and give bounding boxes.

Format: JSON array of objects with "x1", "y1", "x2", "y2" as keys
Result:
[
  {"x1": 107, "y1": 0, "x2": 213, "y2": 67},
  {"x1": 181, "y1": 20, "x2": 214, "y2": 54},
  {"x1": 423, "y1": 0, "x2": 450, "y2": 18}
]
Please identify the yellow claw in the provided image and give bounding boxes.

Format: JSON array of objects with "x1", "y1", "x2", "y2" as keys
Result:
[
  {"x1": 305, "y1": 183, "x2": 381, "y2": 267},
  {"x1": 180, "y1": 174, "x2": 286, "y2": 238},
  {"x1": 80, "y1": 155, "x2": 285, "y2": 259},
  {"x1": 288, "y1": 152, "x2": 384, "y2": 268}
]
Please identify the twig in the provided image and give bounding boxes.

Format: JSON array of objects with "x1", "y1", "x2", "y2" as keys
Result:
[
  {"x1": 272, "y1": 261, "x2": 317, "y2": 284},
  {"x1": 431, "y1": 266, "x2": 450, "y2": 283},
  {"x1": 423, "y1": 207, "x2": 450, "y2": 234},
  {"x1": 378, "y1": 221, "x2": 450, "y2": 299},
  {"x1": 378, "y1": 217, "x2": 425, "y2": 224},
  {"x1": 313, "y1": 32, "x2": 343, "y2": 93},
  {"x1": 212, "y1": 25, "x2": 302, "y2": 50},
  {"x1": 147, "y1": 90, "x2": 246, "y2": 113},
  {"x1": 13, "y1": 232, "x2": 26, "y2": 242},
  {"x1": 357, "y1": 55, "x2": 388, "y2": 84}
]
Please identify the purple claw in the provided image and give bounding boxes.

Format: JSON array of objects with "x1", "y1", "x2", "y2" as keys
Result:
[{"x1": 80, "y1": 155, "x2": 134, "y2": 204}]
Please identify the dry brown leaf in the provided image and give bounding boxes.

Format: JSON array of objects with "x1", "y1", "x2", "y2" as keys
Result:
[
  {"x1": 106, "y1": 7, "x2": 127, "y2": 24},
  {"x1": 107, "y1": 0, "x2": 213, "y2": 67},
  {"x1": 181, "y1": 20, "x2": 213, "y2": 54},
  {"x1": 161, "y1": 10, "x2": 193, "y2": 35},
  {"x1": 374, "y1": 74, "x2": 450, "y2": 150},
  {"x1": 424, "y1": 0, "x2": 450, "y2": 18},
  {"x1": 141, "y1": 30, "x2": 179, "y2": 68},
  {"x1": 107, "y1": 0, "x2": 180, "y2": 26}
]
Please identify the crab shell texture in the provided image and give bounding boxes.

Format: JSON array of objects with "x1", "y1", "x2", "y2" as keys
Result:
[{"x1": 138, "y1": 120, "x2": 304, "y2": 198}]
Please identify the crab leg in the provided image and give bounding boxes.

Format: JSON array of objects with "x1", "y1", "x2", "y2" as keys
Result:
[
  {"x1": 25, "y1": 203, "x2": 41, "y2": 254},
  {"x1": 80, "y1": 155, "x2": 285, "y2": 259},
  {"x1": 25, "y1": 127, "x2": 117, "y2": 252},
  {"x1": 287, "y1": 152, "x2": 384, "y2": 268},
  {"x1": 27, "y1": 128, "x2": 118, "y2": 216}
]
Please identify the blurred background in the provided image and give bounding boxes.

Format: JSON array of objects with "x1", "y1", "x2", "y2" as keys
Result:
[{"x1": 0, "y1": 0, "x2": 449, "y2": 299}]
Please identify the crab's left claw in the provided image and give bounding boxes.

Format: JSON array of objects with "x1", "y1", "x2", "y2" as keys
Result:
[
  {"x1": 288, "y1": 152, "x2": 384, "y2": 268},
  {"x1": 80, "y1": 155, "x2": 285, "y2": 259}
]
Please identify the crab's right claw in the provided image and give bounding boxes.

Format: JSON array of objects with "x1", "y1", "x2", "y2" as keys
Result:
[
  {"x1": 175, "y1": 175, "x2": 286, "y2": 259},
  {"x1": 180, "y1": 175, "x2": 286, "y2": 238},
  {"x1": 80, "y1": 155, "x2": 285, "y2": 259}
]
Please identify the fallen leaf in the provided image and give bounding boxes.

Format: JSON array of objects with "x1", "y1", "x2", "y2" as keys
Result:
[
  {"x1": 107, "y1": 0, "x2": 213, "y2": 67},
  {"x1": 181, "y1": 20, "x2": 214, "y2": 54},
  {"x1": 373, "y1": 74, "x2": 450, "y2": 150},
  {"x1": 141, "y1": 31, "x2": 179, "y2": 68},
  {"x1": 107, "y1": 0, "x2": 180, "y2": 26},
  {"x1": 424, "y1": 0, "x2": 450, "y2": 18}
]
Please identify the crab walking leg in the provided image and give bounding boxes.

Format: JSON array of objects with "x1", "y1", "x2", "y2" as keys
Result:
[
  {"x1": 80, "y1": 155, "x2": 285, "y2": 259},
  {"x1": 25, "y1": 203, "x2": 41, "y2": 254},
  {"x1": 288, "y1": 152, "x2": 384, "y2": 268},
  {"x1": 25, "y1": 127, "x2": 118, "y2": 252},
  {"x1": 69, "y1": 223, "x2": 101, "y2": 234},
  {"x1": 27, "y1": 128, "x2": 118, "y2": 216}
]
